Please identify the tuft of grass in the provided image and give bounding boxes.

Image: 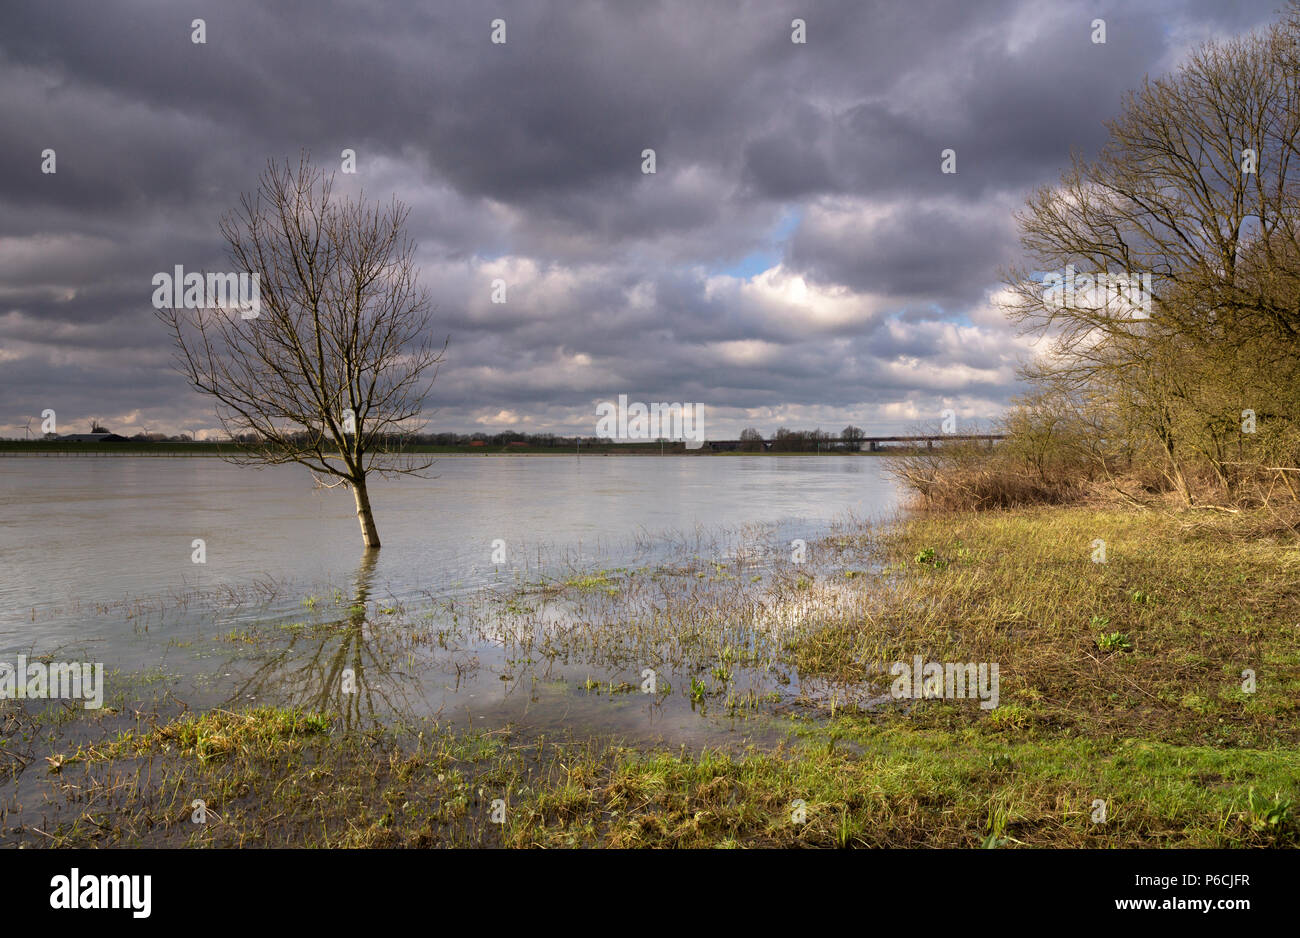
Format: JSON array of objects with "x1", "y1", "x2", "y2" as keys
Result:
[
  {"x1": 1096, "y1": 632, "x2": 1133, "y2": 653},
  {"x1": 67, "y1": 707, "x2": 331, "y2": 766}
]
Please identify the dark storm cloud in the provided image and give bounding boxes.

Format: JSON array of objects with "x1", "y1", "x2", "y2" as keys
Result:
[
  {"x1": 787, "y1": 198, "x2": 1020, "y2": 305},
  {"x1": 0, "y1": 0, "x2": 1286, "y2": 438}
]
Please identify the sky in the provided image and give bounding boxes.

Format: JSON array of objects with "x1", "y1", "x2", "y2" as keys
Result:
[{"x1": 0, "y1": 0, "x2": 1287, "y2": 440}]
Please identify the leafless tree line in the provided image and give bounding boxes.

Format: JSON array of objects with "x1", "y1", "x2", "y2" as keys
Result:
[{"x1": 998, "y1": 2, "x2": 1300, "y2": 506}]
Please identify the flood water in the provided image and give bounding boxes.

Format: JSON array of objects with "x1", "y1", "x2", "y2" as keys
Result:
[{"x1": 0, "y1": 454, "x2": 901, "y2": 746}]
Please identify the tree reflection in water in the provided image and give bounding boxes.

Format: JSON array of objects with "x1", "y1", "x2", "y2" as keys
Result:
[{"x1": 227, "y1": 551, "x2": 430, "y2": 730}]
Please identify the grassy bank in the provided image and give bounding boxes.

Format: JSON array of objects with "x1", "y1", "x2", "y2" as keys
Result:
[{"x1": 6, "y1": 507, "x2": 1297, "y2": 847}]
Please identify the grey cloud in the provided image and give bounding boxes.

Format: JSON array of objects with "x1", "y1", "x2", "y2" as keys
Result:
[{"x1": 0, "y1": 0, "x2": 1286, "y2": 437}]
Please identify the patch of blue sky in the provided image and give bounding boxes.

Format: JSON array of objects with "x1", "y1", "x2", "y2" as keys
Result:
[{"x1": 715, "y1": 207, "x2": 803, "y2": 280}]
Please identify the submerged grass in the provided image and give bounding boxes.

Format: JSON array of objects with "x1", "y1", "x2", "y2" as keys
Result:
[{"x1": 3, "y1": 506, "x2": 1297, "y2": 847}]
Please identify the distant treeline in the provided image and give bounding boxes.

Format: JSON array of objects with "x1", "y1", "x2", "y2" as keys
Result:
[
  {"x1": 2, "y1": 425, "x2": 891, "y2": 454},
  {"x1": 228, "y1": 425, "x2": 875, "y2": 451}
]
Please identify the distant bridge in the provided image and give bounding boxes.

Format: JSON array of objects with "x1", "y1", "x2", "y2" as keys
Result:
[{"x1": 855, "y1": 434, "x2": 1004, "y2": 451}]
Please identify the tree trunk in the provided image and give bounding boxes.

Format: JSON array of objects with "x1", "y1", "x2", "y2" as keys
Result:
[
  {"x1": 1158, "y1": 433, "x2": 1193, "y2": 506},
  {"x1": 351, "y1": 477, "x2": 381, "y2": 550}
]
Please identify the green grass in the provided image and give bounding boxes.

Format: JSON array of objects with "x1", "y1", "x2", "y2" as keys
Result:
[{"x1": 29, "y1": 707, "x2": 1298, "y2": 848}]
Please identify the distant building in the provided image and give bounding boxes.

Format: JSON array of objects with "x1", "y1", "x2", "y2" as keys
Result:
[{"x1": 59, "y1": 433, "x2": 128, "y2": 443}]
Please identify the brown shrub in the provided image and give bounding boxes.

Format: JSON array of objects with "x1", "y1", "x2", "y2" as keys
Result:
[{"x1": 884, "y1": 443, "x2": 1089, "y2": 510}]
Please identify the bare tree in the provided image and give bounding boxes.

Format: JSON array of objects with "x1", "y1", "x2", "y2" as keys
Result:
[
  {"x1": 1002, "y1": 8, "x2": 1300, "y2": 505},
  {"x1": 158, "y1": 155, "x2": 445, "y2": 549},
  {"x1": 737, "y1": 426, "x2": 763, "y2": 452}
]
